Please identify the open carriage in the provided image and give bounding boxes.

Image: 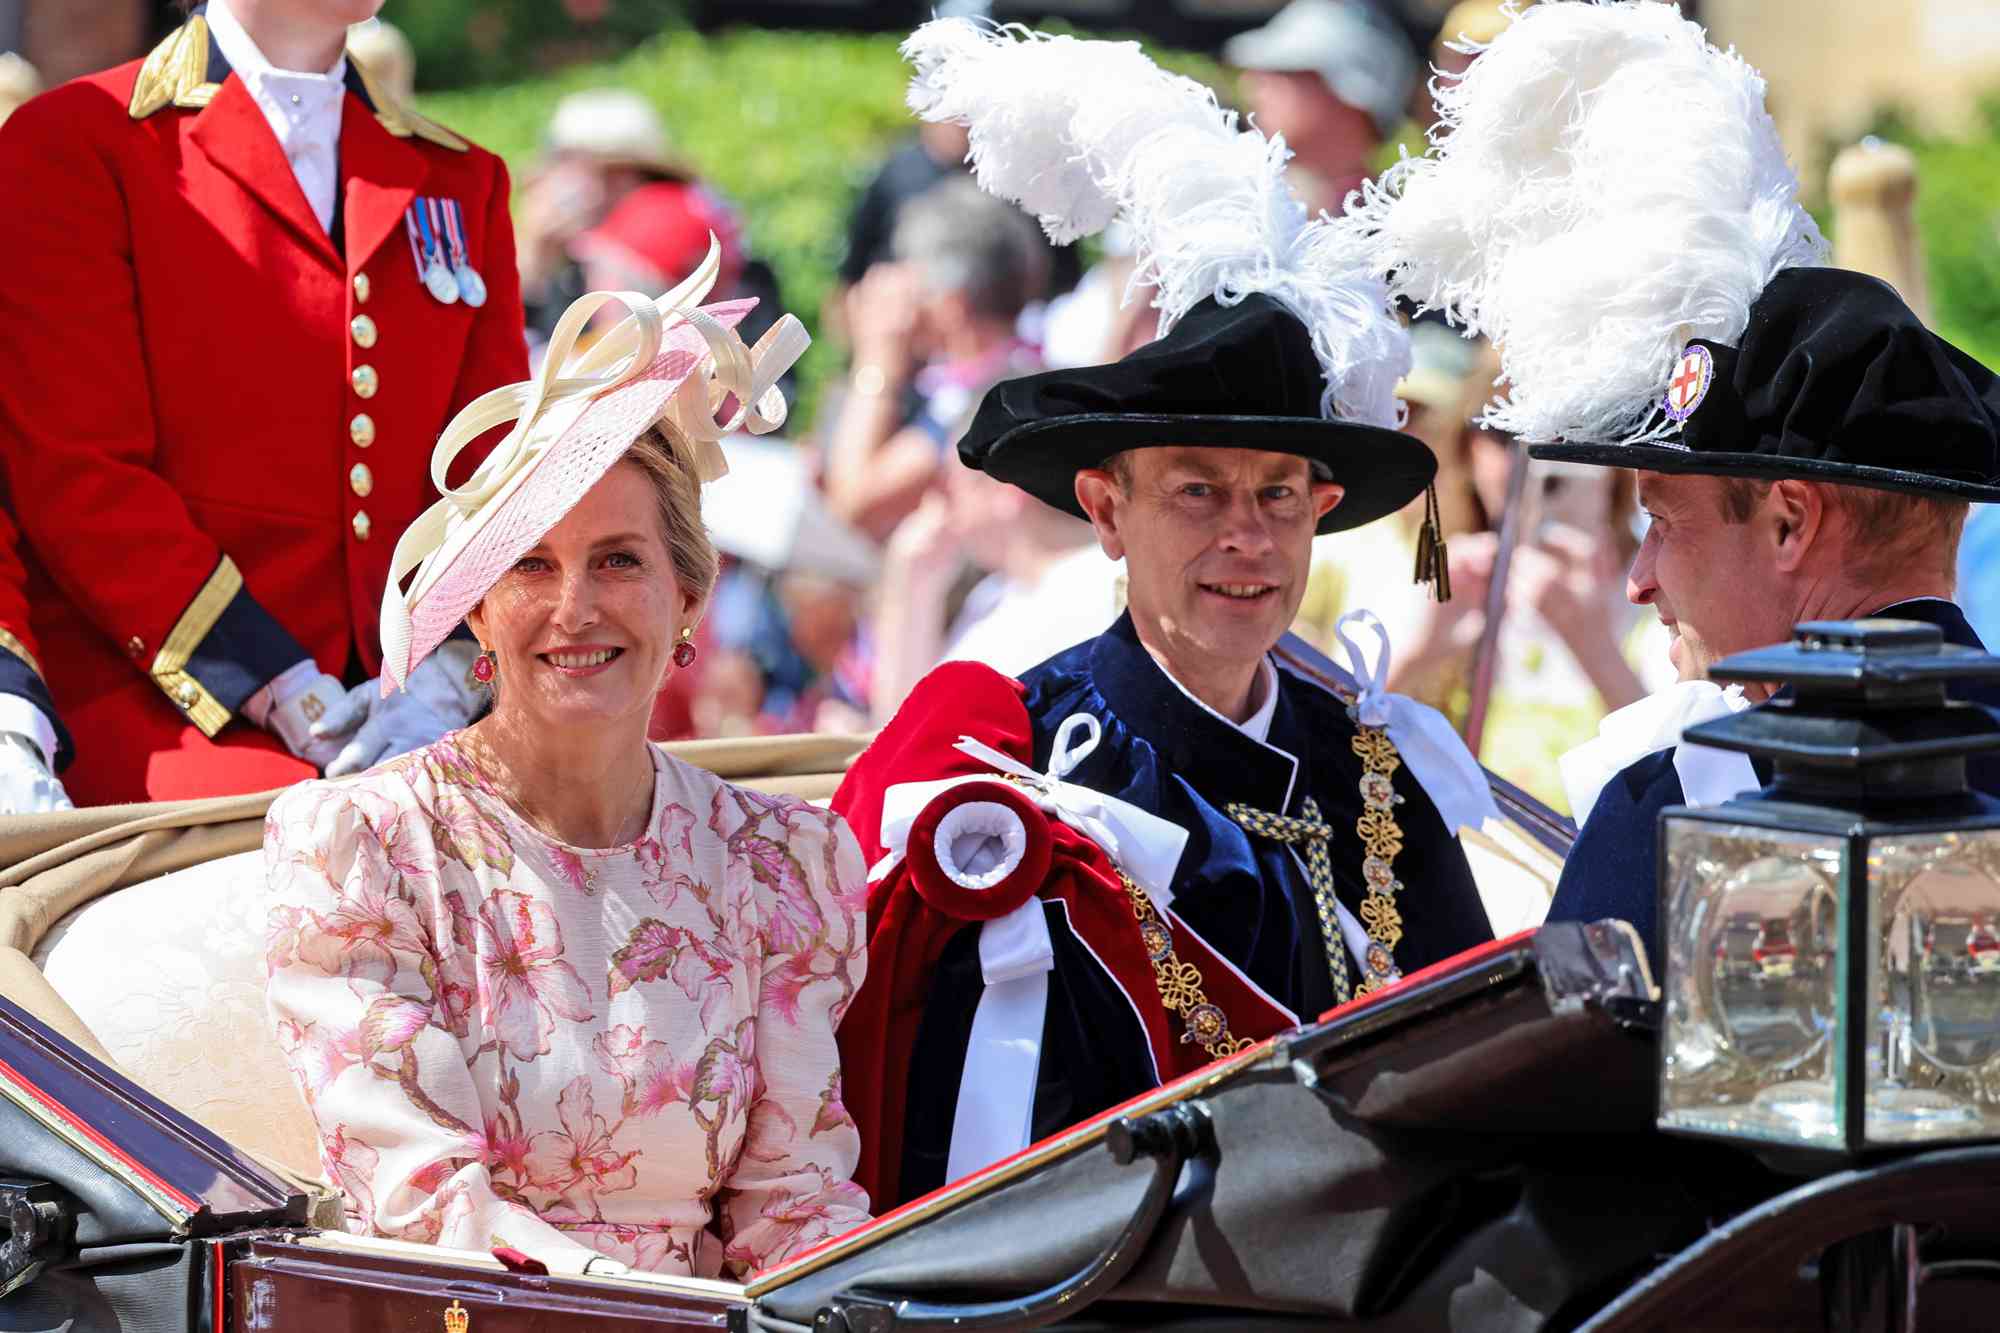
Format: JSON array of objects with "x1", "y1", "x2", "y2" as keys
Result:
[{"x1": 1, "y1": 638, "x2": 1993, "y2": 1333}]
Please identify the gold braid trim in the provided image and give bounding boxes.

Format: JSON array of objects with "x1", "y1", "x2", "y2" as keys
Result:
[
  {"x1": 1117, "y1": 869, "x2": 1252, "y2": 1060},
  {"x1": 0, "y1": 628, "x2": 42, "y2": 681},
  {"x1": 149, "y1": 556, "x2": 243, "y2": 737},
  {"x1": 1349, "y1": 717, "x2": 1408, "y2": 996},
  {"x1": 129, "y1": 18, "x2": 219, "y2": 119},
  {"x1": 350, "y1": 52, "x2": 469, "y2": 151}
]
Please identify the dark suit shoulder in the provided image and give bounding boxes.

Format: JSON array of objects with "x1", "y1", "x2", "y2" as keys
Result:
[
  {"x1": 1548, "y1": 748, "x2": 1683, "y2": 960},
  {"x1": 1607, "y1": 746, "x2": 1682, "y2": 808}
]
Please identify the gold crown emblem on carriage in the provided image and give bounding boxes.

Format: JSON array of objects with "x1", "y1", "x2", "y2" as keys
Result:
[{"x1": 443, "y1": 1300, "x2": 470, "y2": 1333}]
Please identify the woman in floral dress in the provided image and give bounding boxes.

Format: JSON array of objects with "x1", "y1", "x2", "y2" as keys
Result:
[{"x1": 264, "y1": 274, "x2": 866, "y2": 1279}]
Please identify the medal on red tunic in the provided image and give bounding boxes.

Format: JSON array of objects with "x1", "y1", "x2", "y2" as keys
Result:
[
  {"x1": 405, "y1": 198, "x2": 459, "y2": 305},
  {"x1": 442, "y1": 199, "x2": 487, "y2": 309}
]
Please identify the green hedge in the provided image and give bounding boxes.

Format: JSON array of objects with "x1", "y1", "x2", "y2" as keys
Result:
[
  {"x1": 419, "y1": 26, "x2": 1226, "y2": 428},
  {"x1": 395, "y1": 1, "x2": 686, "y2": 91},
  {"x1": 1907, "y1": 103, "x2": 2000, "y2": 372}
]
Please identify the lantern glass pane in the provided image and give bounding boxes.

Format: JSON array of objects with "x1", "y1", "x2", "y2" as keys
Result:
[
  {"x1": 1660, "y1": 820, "x2": 1845, "y2": 1146},
  {"x1": 1867, "y1": 830, "x2": 2000, "y2": 1143}
]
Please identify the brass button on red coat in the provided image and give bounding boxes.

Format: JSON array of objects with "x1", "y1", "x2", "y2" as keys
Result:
[
  {"x1": 350, "y1": 314, "x2": 377, "y2": 349},
  {"x1": 352, "y1": 510, "x2": 372, "y2": 541},
  {"x1": 349, "y1": 463, "x2": 374, "y2": 498},
  {"x1": 352, "y1": 272, "x2": 371, "y2": 304},
  {"x1": 126, "y1": 636, "x2": 145, "y2": 660},
  {"x1": 350, "y1": 413, "x2": 375, "y2": 448},
  {"x1": 351, "y1": 364, "x2": 378, "y2": 399}
]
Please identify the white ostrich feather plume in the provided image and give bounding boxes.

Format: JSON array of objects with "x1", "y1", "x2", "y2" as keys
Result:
[
  {"x1": 1353, "y1": 0, "x2": 1826, "y2": 446},
  {"x1": 902, "y1": 18, "x2": 1409, "y2": 428}
]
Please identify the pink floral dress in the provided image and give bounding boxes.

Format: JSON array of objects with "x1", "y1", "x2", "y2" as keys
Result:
[{"x1": 262, "y1": 735, "x2": 871, "y2": 1279}]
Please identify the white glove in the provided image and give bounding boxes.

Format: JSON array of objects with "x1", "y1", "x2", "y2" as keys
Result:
[
  {"x1": 320, "y1": 640, "x2": 484, "y2": 778},
  {"x1": 246, "y1": 660, "x2": 360, "y2": 771},
  {"x1": 0, "y1": 731, "x2": 71, "y2": 815}
]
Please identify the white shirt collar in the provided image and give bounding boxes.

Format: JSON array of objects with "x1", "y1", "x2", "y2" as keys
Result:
[
  {"x1": 1157, "y1": 654, "x2": 1281, "y2": 745},
  {"x1": 206, "y1": 0, "x2": 348, "y2": 232}
]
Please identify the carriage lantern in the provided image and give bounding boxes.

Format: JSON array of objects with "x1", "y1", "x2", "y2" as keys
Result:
[{"x1": 1658, "y1": 618, "x2": 2000, "y2": 1155}]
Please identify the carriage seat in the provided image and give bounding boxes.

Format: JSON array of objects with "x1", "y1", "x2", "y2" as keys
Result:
[{"x1": 34, "y1": 848, "x2": 328, "y2": 1180}]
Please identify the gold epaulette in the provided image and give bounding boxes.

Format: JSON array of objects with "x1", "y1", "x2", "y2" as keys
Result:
[
  {"x1": 128, "y1": 17, "x2": 219, "y2": 119},
  {"x1": 351, "y1": 54, "x2": 468, "y2": 153}
]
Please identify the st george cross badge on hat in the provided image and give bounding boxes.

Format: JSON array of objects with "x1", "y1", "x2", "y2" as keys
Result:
[
  {"x1": 1662, "y1": 343, "x2": 1714, "y2": 424},
  {"x1": 402, "y1": 196, "x2": 484, "y2": 306}
]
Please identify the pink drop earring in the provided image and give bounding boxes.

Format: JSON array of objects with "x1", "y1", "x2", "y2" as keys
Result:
[
  {"x1": 471, "y1": 649, "x2": 497, "y2": 685},
  {"x1": 672, "y1": 626, "x2": 697, "y2": 669}
]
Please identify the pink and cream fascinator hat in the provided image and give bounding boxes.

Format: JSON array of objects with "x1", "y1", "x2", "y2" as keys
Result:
[{"x1": 378, "y1": 238, "x2": 808, "y2": 693}]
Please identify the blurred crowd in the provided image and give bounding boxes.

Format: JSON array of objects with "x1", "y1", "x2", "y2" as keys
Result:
[{"x1": 5, "y1": 0, "x2": 1998, "y2": 817}]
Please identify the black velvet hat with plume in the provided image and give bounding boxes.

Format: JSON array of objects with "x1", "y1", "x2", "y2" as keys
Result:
[
  {"x1": 903, "y1": 18, "x2": 1437, "y2": 538},
  {"x1": 1355, "y1": 0, "x2": 2000, "y2": 503}
]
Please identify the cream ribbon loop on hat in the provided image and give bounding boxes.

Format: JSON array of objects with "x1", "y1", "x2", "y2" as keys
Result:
[{"x1": 378, "y1": 236, "x2": 809, "y2": 693}]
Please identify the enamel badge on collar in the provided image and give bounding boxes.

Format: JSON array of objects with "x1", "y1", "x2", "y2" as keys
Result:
[{"x1": 1663, "y1": 343, "x2": 1714, "y2": 424}]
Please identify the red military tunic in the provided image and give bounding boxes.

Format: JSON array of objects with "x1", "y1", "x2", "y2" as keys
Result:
[{"x1": 0, "y1": 16, "x2": 526, "y2": 804}]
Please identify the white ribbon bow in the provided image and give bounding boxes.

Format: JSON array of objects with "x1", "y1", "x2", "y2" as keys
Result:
[
  {"x1": 869, "y1": 713, "x2": 1189, "y2": 909},
  {"x1": 864, "y1": 712, "x2": 1186, "y2": 1185},
  {"x1": 378, "y1": 237, "x2": 811, "y2": 691},
  {"x1": 1332, "y1": 608, "x2": 1501, "y2": 837}
]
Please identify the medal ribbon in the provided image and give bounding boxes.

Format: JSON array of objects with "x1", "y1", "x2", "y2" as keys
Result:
[
  {"x1": 414, "y1": 198, "x2": 442, "y2": 271},
  {"x1": 403, "y1": 205, "x2": 426, "y2": 276},
  {"x1": 441, "y1": 199, "x2": 468, "y2": 270}
]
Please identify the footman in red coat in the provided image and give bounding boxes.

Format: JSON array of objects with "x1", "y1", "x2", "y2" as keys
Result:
[{"x1": 0, "y1": 0, "x2": 525, "y2": 804}]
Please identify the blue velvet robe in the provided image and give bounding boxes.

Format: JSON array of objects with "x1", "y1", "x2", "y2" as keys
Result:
[
  {"x1": 1547, "y1": 599, "x2": 2000, "y2": 961},
  {"x1": 897, "y1": 613, "x2": 1494, "y2": 1201}
]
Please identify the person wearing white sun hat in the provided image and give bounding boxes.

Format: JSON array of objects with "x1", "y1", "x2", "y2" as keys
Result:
[{"x1": 261, "y1": 245, "x2": 873, "y2": 1277}]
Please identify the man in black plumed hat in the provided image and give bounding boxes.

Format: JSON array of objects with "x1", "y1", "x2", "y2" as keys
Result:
[
  {"x1": 1537, "y1": 271, "x2": 2000, "y2": 956},
  {"x1": 1358, "y1": 0, "x2": 2000, "y2": 961},
  {"x1": 829, "y1": 17, "x2": 1499, "y2": 1211}
]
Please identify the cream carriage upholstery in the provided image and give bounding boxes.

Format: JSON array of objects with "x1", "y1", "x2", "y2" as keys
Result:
[{"x1": 36, "y1": 848, "x2": 325, "y2": 1176}]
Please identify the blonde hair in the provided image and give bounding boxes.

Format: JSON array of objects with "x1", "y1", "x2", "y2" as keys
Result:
[{"x1": 624, "y1": 427, "x2": 719, "y2": 610}]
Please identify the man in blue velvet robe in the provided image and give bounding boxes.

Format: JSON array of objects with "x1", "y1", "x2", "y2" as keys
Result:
[{"x1": 836, "y1": 294, "x2": 1499, "y2": 1206}]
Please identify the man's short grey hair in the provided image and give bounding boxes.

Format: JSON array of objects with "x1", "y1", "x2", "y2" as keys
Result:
[{"x1": 892, "y1": 176, "x2": 1049, "y2": 323}]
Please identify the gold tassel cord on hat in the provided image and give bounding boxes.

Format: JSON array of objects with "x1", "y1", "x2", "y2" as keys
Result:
[{"x1": 1413, "y1": 482, "x2": 1451, "y2": 602}]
